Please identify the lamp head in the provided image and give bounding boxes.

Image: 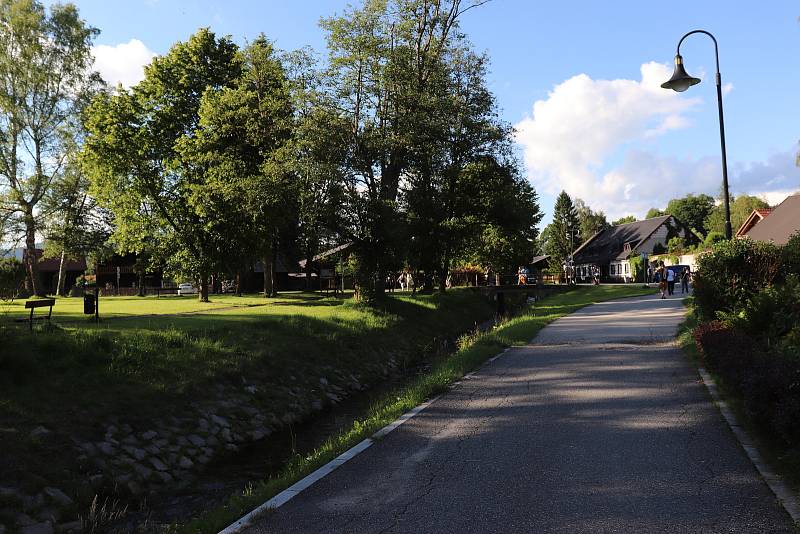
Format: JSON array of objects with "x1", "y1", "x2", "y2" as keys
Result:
[{"x1": 661, "y1": 54, "x2": 701, "y2": 92}]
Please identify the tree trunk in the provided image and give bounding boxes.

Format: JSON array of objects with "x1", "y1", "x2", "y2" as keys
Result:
[
  {"x1": 263, "y1": 254, "x2": 274, "y2": 298},
  {"x1": 23, "y1": 207, "x2": 40, "y2": 295},
  {"x1": 235, "y1": 271, "x2": 242, "y2": 297},
  {"x1": 199, "y1": 273, "x2": 209, "y2": 302},
  {"x1": 137, "y1": 269, "x2": 145, "y2": 297},
  {"x1": 56, "y1": 250, "x2": 67, "y2": 296},
  {"x1": 305, "y1": 248, "x2": 313, "y2": 291}
]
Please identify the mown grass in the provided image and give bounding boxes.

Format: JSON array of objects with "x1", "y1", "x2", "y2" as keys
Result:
[
  {"x1": 0, "y1": 292, "x2": 326, "y2": 322},
  {"x1": 677, "y1": 298, "x2": 800, "y2": 492},
  {"x1": 182, "y1": 284, "x2": 656, "y2": 533}
]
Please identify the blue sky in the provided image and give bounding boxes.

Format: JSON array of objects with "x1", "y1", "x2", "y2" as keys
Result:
[{"x1": 63, "y1": 0, "x2": 800, "y2": 223}]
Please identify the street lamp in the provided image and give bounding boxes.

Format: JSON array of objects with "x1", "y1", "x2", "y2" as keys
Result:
[{"x1": 661, "y1": 29, "x2": 732, "y2": 239}]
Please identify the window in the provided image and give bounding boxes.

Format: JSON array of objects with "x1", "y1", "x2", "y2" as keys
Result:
[
  {"x1": 610, "y1": 264, "x2": 616, "y2": 275},
  {"x1": 625, "y1": 263, "x2": 629, "y2": 274}
]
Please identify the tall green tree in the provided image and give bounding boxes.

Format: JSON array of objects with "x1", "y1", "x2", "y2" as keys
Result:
[
  {"x1": 0, "y1": 0, "x2": 100, "y2": 295},
  {"x1": 665, "y1": 193, "x2": 715, "y2": 237},
  {"x1": 574, "y1": 198, "x2": 608, "y2": 242},
  {"x1": 645, "y1": 207, "x2": 665, "y2": 219},
  {"x1": 321, "y1": 0, "x2": 489, "y2": 301},
  {"x1": 704, "y1": 194, "x2": 769, "y2": 236},
  {"x1": 543, "y1": 190, "x2": 580, "y2": 267},
  {"x1": 611, "y1": 215, "x2": 637, "y2": 225},
  {"x1": 84, "y1": 29, "x2": 242, "y2": 301},
  {"x1": 180, "y1": 36, "x2": 296, "y2": 297}
]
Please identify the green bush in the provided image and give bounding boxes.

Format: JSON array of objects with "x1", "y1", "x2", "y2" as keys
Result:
[
  {"x1": 704, "y1": 231, "x2": 725, "y2": 247},
  {"x1": 782, "y1": 232, "x2": 800, "y2": 276},
  {"x1": 0, "y1": 258, "x2": 25, "y2": 301},
  {"x1": 693, "y1": 238, "x2": 782, "y2": 320}
]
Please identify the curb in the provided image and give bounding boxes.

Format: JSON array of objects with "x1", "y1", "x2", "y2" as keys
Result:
[
  {"x1": 697, "y1": 367, "x2": 800, "y2": 525},
  {"x1": 218, "y1": 344, "x2": 515, "y2": 533}
]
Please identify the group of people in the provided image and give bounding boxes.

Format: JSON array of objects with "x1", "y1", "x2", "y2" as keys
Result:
[{"x1": 654, "y1": 262, "x2": 692, "y2": 299}]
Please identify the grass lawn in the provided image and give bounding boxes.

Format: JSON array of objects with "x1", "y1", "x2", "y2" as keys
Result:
[
  {"x1": 0, "y1": 292, "x2": 321, "y2": 322},
  {"x1": 184, "y1": 284, "x2": 657, "y2": 533}
]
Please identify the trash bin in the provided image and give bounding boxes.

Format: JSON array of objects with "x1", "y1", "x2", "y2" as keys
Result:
[{"x1": 83, "y1": 293, "x2": 95, "y2": 315}]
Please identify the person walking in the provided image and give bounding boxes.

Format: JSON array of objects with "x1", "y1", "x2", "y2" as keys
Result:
[
  {"x1": 666, "y1": 267, "x2": 676, "y2": 296},
  {"x1": 681, "y1": 267, "x2": 691, "y2": 294},
  {"x1": 657, "y1": 263, "x2": 667, "y2": 299}
]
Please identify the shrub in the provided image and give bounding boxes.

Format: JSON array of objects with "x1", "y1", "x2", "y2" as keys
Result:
[
  {"x1": 782, "y1": 232, "x2": 800, "y2": 276},
  {"x1": 0, "y1": 258, "x2": 25, "y2": 301},
  {"x1": 692, "y1": 238, "x2": 781, "y2": 320},
  {"x1": 704, "y1": 231, "x2": 725, "y2": 247},
  {"x1": 695, "y1": 319, "x2": 800, "y2": 446}
]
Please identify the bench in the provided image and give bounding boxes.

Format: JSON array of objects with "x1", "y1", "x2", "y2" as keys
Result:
[{"x1": 20, "y1": 299, "x2": 55, "y2": 331}]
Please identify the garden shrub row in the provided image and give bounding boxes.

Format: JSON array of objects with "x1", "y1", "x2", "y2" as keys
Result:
[{"x1": 692, "y1": 234, "x2": 800, "y2": 453}]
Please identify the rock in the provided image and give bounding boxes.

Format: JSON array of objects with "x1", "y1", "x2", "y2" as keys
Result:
[
  {"x1": 319, "y1": 377, "x2": 329, "y2": 386},
  {"x1": 20, "y1": 523, "x2": 53, "y2": 534},
  {"x1": 197, "y1": 419, "x2": 210, "y2": 432},
  {"x1": 55, "y1": 520, "x2": 81, "y2": 533},
  {"x1": 29, "y1": 426, "x2": 50, "y2": 440},
  {"x1": 176, "y1": 436, "x2": 189, "y2": 447},
  {"x1": 122, "y1": 435, "x2": 138, "y2": 445},
  {"x1": 244, "y1": 385, "x2": 258, "y2": 394},
  {"x1": 35, "y1": 508, "x2": 59, "y2": 523},
  {"x1": 225, "y1": 443, "x2": 239, "y2": 453},
  {"x1": 154, "y1": 438, "x2": 169, "y2": 448},
  {"x1": 206, "y1": 435, "x2": 220, "y2": 447},
  {"x1": 178, "y1": 456, "x2": 194, "y2": 469},
  {"x1": 311, "y1": 399, "x2": 323, "y2": 411},
  {"x1": 155, "y1": 471, "x2": 173, "y2": 484},
  {"x1": 97, "y1": 442, "x2": 115, "y2": 455},
  {"x1": 149, "y1": 457, "x2": 168, "y2": 472},
  {"x1": 15, "y1": 513, "x2": 36, "y2": 527},
  {"x1": 120, "y1": 424, "x2": 133, "y2": 434},
  {"x1": 122, "y1": 446, "x2": 146, "y2": 461},
  {"x1": 196, "y1": 455, "x2": 210, "y2": 465},
  {"x1": 88, "y1": 475, "x2": 104, "y2": 489},
  {"x1": 79, "y1": 442, "x2": 97, "y2": 455},
  {"x1": 281, "y1": 413, "x2": 296, "y2": 425},
  {"x1": 0, "y1": 523, "x2": 5, "y2": 534},
  {"x1": 126, "y1": 481, "x2": 142, "y2": 496},
  {"x1": 22, "y1": 493, "x2": 45, "y2": 512},
  {"x1": 141, "y1": 430, "x2": 158, "y2": 441},
  {"x1": 326, "y1": 393, "x2": 341, "y2": 404},
  {"x1": 0, "y1": 486, "x2": 23, "y2": 505},
  {"x1": 105, "y1": 425, "x2": 118, "y2": 436},
  {"x1": 144, "y1": 444, "x2": 160, "y2": 456},
  {"x1": 132, "y1": 464, "x2": 153, "y2": 481},
  {"x1": 250, "y1": 427, "x2": 271, "y2": 441},
  {"x1": 210, "y1": 415, "x2": 230, "y2": 428},
  {"x1": 43, "y1": 488, "x2": 73, "y2": 507},
  {"x1": 220, "y1": 428, "x2": 233, "y2": 442},
  {"x1": 187, "y1": 435, "x2": 205, "y2": 447}
]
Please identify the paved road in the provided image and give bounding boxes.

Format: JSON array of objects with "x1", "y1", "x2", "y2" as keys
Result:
[{"x1": 248, "y1": 294, "x2": 796, "y2": 533}]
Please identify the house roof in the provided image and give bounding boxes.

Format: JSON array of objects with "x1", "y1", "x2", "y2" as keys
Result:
[
  {"x1": 298, "y1": 242, "x2": 353, "y2": 269},
  {"x1": 744, "y1": 193, "x2": 800, "y2": 245},
  {"x1": 735, "y1": 208, "x2": 773, "y2": 238},
  {"x1": 572, "y1": 215, "x2": 674, "y2": 265}
]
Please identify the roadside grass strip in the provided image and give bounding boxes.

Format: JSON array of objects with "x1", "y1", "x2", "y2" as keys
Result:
[{"x1": 188, "y1": 285, "x2": 655, "y2": 534}]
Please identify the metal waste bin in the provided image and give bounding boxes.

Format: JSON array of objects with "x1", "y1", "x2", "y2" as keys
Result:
[{"x1": 83, "y1": 293, "x2": 96, "y2": 315}]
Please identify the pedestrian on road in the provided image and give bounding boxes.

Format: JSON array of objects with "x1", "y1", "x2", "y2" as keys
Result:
[
  {"x1": 681, "y1": 267, "x2": 691, "y2": 294},
  {"x1": 666, "y1": 267, "x2": 675, "y2": 296},
  {"x1": 657, "y1": 263, "x2": 667, "y2": 299}
]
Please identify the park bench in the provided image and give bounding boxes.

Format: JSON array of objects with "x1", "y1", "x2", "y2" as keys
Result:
[{"x1": 18, "y1": 299, "x2": 55, "y2": 331}]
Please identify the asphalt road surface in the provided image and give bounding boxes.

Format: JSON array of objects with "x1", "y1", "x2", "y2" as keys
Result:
[{"x1": 247, "y1": 293, "x2": 796, "y2": 533}]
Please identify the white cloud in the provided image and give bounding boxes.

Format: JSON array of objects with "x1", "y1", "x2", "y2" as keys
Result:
[
  {"x1": 92, "y1": 39, "x2": 156, "y2": 89},
  {"x1": 514, "y1": 63, "x2": 797, "y2": 219},
  {"x1": 515, "y1": 62, "x2": 701, "y2": 218}
]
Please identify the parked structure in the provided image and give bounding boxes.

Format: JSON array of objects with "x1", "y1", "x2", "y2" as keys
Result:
[{"x1": 571, "y1": 215, "x2": 697, "y2": 283}]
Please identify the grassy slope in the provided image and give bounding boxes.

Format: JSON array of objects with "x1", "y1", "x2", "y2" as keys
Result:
[
  {"x1": 0, "y1": 290, "x2": 494, "y2": 501},
  {"x1": 184, "y1": 284, "x2": 656, "y2": 533}
]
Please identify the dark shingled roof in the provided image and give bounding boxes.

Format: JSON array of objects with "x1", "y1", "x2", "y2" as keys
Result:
[
  {"x1": 572, "y1": 215, "x2": 674, "y2": 265},
  {"x1": 744, "y1": 194, "x2": 800, "y2": 245}
]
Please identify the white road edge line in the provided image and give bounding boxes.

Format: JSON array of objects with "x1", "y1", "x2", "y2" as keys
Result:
[
  {"x1": 219, "y1": 344, "x2": 512, "y2": 534},
  {"x1": 217, "y1": 396, "x2": 439, "y2": 534},
  {"x1": 698, "y1": 367, "x2": 800, "y2": 525}
]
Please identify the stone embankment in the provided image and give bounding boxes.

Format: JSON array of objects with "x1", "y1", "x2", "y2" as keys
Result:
[{"x1": 0, "y1": 361, "x2": 391, "y2": 533}]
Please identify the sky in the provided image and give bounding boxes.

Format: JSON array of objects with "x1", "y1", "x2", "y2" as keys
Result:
[{"x1": 58, "y1": 0, "x2": 800, "y2": 224}]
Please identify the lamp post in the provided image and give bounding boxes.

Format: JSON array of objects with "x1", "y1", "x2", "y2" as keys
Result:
[{"x1": 661, "y1": 29, "x2": 732, "y2": 239}]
